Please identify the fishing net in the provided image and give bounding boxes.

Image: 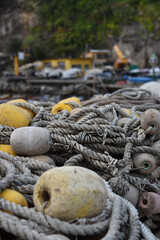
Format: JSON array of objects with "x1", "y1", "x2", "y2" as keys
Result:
[{"x1": 0, "y1": 88, "x2": 159, "y2": 240}]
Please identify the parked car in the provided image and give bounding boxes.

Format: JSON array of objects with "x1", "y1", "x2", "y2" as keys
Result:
[
  {"x1": 61, "y1": 68, "x2": 82, "y2": 79},
  {"x1": 84, "y1": 68, "x2": 102, "y2": 80},
  {"x1": 97, "y1": 66, "x2": 116, "y2": 80},
  {"x1": 35, "y1": 67, "x2": 63, "y2": 78}
]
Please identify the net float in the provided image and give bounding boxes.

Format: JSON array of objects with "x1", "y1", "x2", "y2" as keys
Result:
[
  {"x1": 33, "y1": 166, "x2": 107, "y2": 220},
  {"x1": 139, "y1": 192, "x2": 160, "y2": 215},
  {"x1": 124, "y1": 184, "x2": 140, "y2": 206},
  {"x1": 30, "y1": 155, "x2": 55, "y2": 165},
  {"x1": 8, "y1": 99, "x2": 35, "y2": 118},
  {"x1": 140, "y1": 109, "x2": 160, "y2": 135},
  {"x1": 10, "y1": 127, "x2": 50, "y2": 156},
  {"x1": 152, "y1": 140, "x2": 160, "y2": 152},
  {"x1": 51, "y1": 97, "x2": 81, "y2": 114},
  {"x1": 0, "y1": 103, "x2": 31, "y2": 128},
  {"x1": 0, "y1": 144, "x2": 16, "y2": 156},
  {"x1": 117, "y1": 118, "x2": 130, "y2": 128},
  {"x1": 0, "y1": 189, "x2": 28, "y2": 214},
  {"x1": 133, "y1": 153, "x2": 157, "y2": 175}
]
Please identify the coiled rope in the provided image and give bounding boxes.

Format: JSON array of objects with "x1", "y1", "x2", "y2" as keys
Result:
[{"x1": 0, "y1": 88, "x2": 159, "y2": 239}]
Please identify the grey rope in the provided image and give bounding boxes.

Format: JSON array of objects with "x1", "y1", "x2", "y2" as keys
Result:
[{"x1": 0, "y1": 90, "x2": 159, "y2": 239}]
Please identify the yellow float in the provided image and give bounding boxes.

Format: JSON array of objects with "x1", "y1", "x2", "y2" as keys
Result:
[
  {"x1": 122, "y1": 108, "x2": 139, "y2": 118},
  {"x1": 33, "y1": 166, "x2": 107, "y2": 220},
  {"x1": 8, "y1": 99, "x2": 35, "y2": 118},
  {"x1": 51, "y1": 97, "x2": 81, "y2": 114},
  {"x1": 0, "y1": 189, "x2": 28, "y2": 213},
  {"x1": 0, "y1": 144, "x2": 16, "y2": 156},
  {"x1": 0, "y1": 103, "x2": 31, "y2": 128}
]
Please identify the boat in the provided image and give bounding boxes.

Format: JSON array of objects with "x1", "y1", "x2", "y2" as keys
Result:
[{"x1": 128, "y1": 76, "x2": 153, "y2": 83}]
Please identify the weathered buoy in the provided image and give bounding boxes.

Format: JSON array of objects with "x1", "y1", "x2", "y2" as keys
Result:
[
  {"x1": 0, "y1": 144, "x2": 16, "y2": 156},
  {"x1": 139, "y1": 192, "x2": 160, "y2": 215},
  {"x1": 30, "y1": 155, "x2": 55, "y2": 165},
  {"x1": 51, "y1": 97, "x2": 81, "y2": 114},
  {"x1": 152, "y1": 140, "x2": 160, "y2": 151},
  {"x1": 0, "y1": 189, "x2": 28, "y2": 213},
  {"x1": 10, "y1": 127, "x2": 50, "y2": 156},
  {"x1": 0, "y1": 103, "x2": 31, "y2": 128},
  {"x1": 133, "y1": 153, "x2": 157, "y2": 175},
  {"x1": 33, "y1": 166, "x2": 107, "y2": 220},
  {"x1": 140, "y1": 109, "x2": 160, "y2": 135},
  {"x1": 69, "y1": 107, "x2": 85, "y2": 122},
  {"x1": 47, "y1": 234, "x2": 70, "y2": 240},
  {"x1": 8, "y1": 99, "x2": 35, "y2": 118},
  {"x1": 69, "y1": 107, "x2": 82, "y2": 116},
  {"x1": 124, "y1": 184, "x2": 139, "y2": 206},
  {"x1": 122, "y1": 108, "x2": 139, "y2": 118},
  {"x1": 117, "y1": 118, "x2": 130, "y2": 127},
  {"x1": 105, "y1": 111, "x2": 114, "y2": 121},
  {"x1": 140, "y1": 81, "x2": 160, "y2": 95}
]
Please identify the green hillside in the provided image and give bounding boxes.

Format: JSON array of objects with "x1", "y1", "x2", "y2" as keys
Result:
[{"x1": 3, "y1": 0, "x2": 160, "y2": 60}]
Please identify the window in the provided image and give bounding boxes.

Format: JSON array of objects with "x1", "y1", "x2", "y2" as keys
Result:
[
  {"x1": 45, "y1": 62, "x2": 52, "y2": 68},
  {"x1": 97, "y1": 54, "x2": 106, "y2": 59},
  {"x1": 58, "y1": 61, "x2": 65, "y2": 69},
  {"x1": 72, "y1": 64, "x2": 82, "y2": 69},
  {"x1": 84, "y1": 64, "x2": 89, "y2": 70}
]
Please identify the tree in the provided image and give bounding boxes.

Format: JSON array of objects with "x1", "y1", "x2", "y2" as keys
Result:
[
  {"x1": 7, "y1": 37, "x2": 22, "y2": 54},
  {"x1": 25, "y1": 0, "x2": 160, "y2": 59}
]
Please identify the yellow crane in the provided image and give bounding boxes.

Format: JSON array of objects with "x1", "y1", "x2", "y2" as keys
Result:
[{"x1": 108, "y1": 35, "x2": 130, "y2": 70}]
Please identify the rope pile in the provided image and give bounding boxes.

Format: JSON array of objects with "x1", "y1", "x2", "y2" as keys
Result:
[{"x1": 0, "y1": 88, "x2": 160, "y2": 240}]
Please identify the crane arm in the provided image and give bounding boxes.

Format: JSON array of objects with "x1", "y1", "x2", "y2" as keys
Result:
[
  {"x1": 108, "y1": 35, "x2": 125, "y2": 60},
  {"x1": 113, "y1": 45, "x2": 125, "y2": 60}
]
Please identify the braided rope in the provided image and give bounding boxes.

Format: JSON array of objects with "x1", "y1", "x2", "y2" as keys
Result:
[{"x1": 0, "y1": 90, "x2": 159, "y2": 239}]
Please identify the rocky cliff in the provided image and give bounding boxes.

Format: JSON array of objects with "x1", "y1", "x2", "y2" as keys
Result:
[
  {"x1": 0, "y1": 0, "x2": 38, "y2": 54},
  {"x1": 117, "y1": 22, "x2": 160, "y2": 68}
]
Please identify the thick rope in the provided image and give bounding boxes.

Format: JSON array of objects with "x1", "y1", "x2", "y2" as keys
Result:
[{"x1": 0, "y1": 89, "x2": 159, "y2": 239}]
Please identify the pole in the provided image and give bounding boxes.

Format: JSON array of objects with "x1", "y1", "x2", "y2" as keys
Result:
[
  {"x1": 153, "y1": 66, "x2": 155, "y2": 81},
  {"x1": 149, "y1": 54, "x2": 158, "y2": 81},
  {"x1": 14, "y1": 55, "x2": 19, "y2": 76}
]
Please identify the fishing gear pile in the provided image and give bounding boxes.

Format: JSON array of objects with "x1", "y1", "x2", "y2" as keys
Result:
[{"x1": 0, "y1": 89, "x2": 159, "y2": 240}]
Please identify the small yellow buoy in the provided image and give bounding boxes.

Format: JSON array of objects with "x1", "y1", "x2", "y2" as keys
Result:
[
  {"x1": 122, "y1": 108, "x2": 139, "y2": 118},
  {"x1": 51, "y1": 97, "x2": 81, "y2": 114},
  {"x1": 0, "y1": 144, "x2": 16, "y2": 156},
  {"x1": 0, "y1": 189, "x2": 28, "y2": 213}
]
